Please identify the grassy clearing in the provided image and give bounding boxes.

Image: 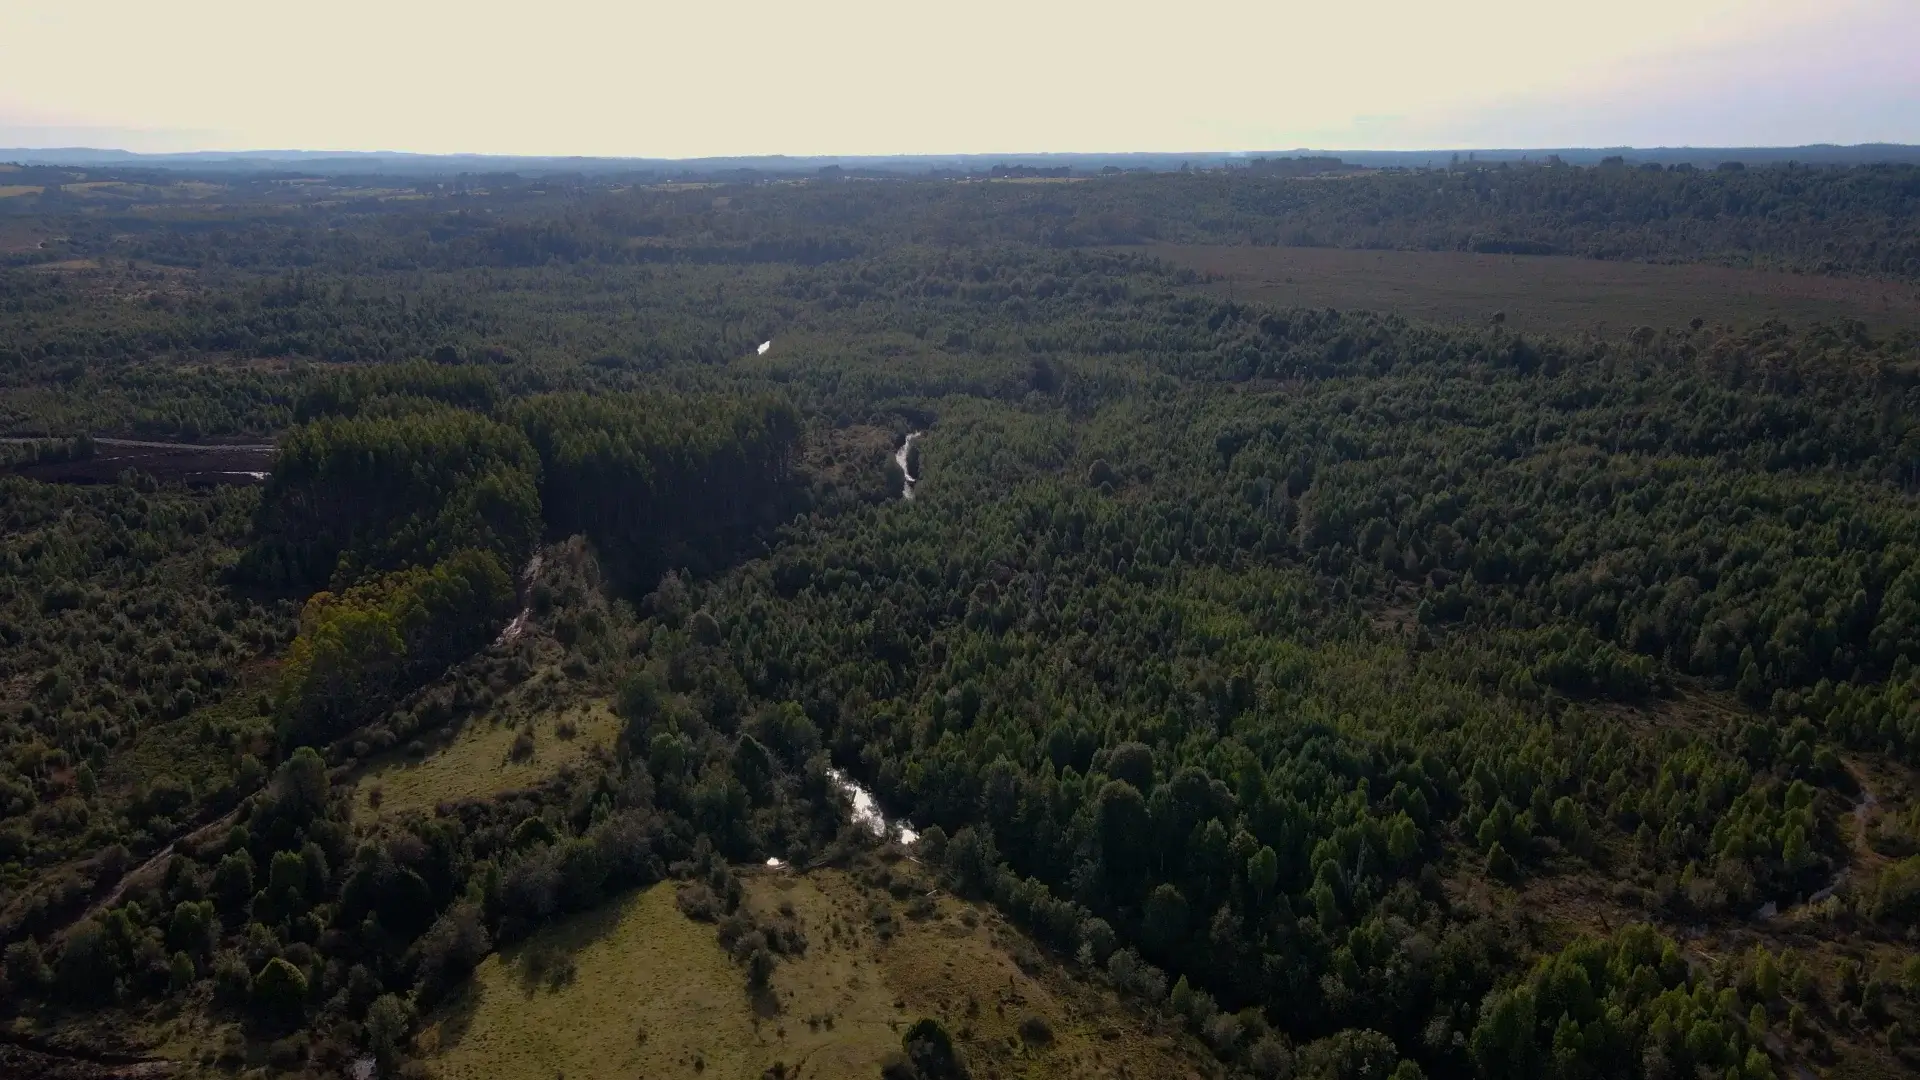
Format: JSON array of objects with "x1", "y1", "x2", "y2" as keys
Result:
[
  {"x1": 424, "y1": 885, "x2": 768, "y2": 1080},
  {"x1": 1149, "y1": 243, "x2": 1920, "y2": 335},
  {"x1": 351, "y1": 699, "x2": 620, "y2": 821},
  {"x1": 832, "y1": 867, "x2": 1211, "y2": 1080},
  {"x1": 420, "y1": 863, "x2": 1212, "y2": 1080},
  {"x1": 423, "y1": 875, "x2": 907, "y2": 1080},
  {"x1": 0, "y1": 185, "x2": 44, "y2": 199}
]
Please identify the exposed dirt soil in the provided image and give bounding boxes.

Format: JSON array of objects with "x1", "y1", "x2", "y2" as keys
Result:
[{"x1": 2, "y1": 439, "x2": 273, "y2": 486}]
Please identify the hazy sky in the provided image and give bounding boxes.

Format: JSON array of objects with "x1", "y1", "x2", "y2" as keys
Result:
[{"x1": 2, "y1": 0, "x2": 1914, "y2": 155}]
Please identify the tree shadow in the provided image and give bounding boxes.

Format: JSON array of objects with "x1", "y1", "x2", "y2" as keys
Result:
[
  {"x1": 425, "y1": 890, "x2": 641, "y2": 1055},
  {"x1": 430, "y1": 883, "x2": 755, "y2": 1061},
  {"x1": 428, "y1": 979, "x2": 482, "y2": 1053},
  {"x1": 507, "y1": 892, "x2": 637, "y2": 998}
]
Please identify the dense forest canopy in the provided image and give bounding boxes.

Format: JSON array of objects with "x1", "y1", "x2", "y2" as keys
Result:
[
  {"x1": 5, "y1": 160, "x2": 1919, "y2": 280},
  {"x1": 0, "y1": 160, "x2": 1917, "y2": 1080}
]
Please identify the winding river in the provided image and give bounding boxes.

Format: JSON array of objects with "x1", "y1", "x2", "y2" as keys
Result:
[
  {"x1": 894, "y1": 432, "x2": 921, "y2": 500},
  {"x1": 830, "y1": 768, "x2": 918, "y2": 845}
]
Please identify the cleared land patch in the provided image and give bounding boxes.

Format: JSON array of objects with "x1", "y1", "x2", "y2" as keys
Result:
[
  {"x1": 422, "y1": 865, "x2": 1211, "y2": 1080},
  {"x1": 351, "y1": 699, "x2": 620, "y2": 820},
  {"x1": 1150, "y1": 244, "x2": 1920, "y2": 336},
  {"x1": 423, "y1": 885, "x2": 769, "y2": 1080},
  {"x1": 1, "y1": 439, "x2": 274, "y2": 487}
]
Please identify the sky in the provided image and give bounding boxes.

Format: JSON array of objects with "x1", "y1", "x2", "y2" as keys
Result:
[{"x1": 1, "y1": 0, "x2": 1915, "y2": 156}]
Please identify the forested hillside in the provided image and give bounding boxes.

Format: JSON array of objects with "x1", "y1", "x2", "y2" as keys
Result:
[
  {"x1": 5, "y1": 160, "x2": 1918, "y2": 282},
  {"x1": 0, "y1": 162, "x2": 1917, "y2": 1080}
]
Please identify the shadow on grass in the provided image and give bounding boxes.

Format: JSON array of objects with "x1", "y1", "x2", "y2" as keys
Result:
[{"x1": 428, "y1": 889, "x2": 652, "y2": 1054}]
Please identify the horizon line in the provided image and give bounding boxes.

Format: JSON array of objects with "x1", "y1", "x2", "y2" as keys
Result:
[{"x1": 6, "y1": 141, "x2": 1920, "y2": 163}]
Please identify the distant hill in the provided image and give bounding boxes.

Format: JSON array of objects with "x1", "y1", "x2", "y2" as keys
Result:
[{"x1": 4, "y1": 143, "x2": 1918, "y2": 177}]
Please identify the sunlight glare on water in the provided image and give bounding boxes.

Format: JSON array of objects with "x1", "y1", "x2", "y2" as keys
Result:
[{"x1": 829, "y1": 768, "x2": 918, "y2": 845}]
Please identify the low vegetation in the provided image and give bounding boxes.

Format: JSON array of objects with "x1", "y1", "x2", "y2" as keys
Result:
[{"x1": 350, "y1": 701, "x2": 622, "y2": 822}]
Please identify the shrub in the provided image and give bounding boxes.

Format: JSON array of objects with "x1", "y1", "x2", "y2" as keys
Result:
[
  {"x1": 170, "y1": 950, "x2": 196, "y2": 991},
  {"x1": 916, "y1": 824, "x2": 949, "y2": 865},
  {"x1": 1078, "y1": 917, "x2": 1116, "y2": 965},
  {"x1": 1868, "y1": 857, "x2": 1920, "y2": 923},
  {"x1": 901, "y1": 1017, "x2": 968, "y2": 1080},
  {"x1": 1486, "y1": 842, "x2": 1519, "y2": 881},
  {"x1": 167, "y1": 900, "x2": 217, "y2": 958},
  {"x1": 1298, "y1": 1029, "x2": 1401, "y2": 1080},
  {"x1": 3, "y1": 937, "x2": 51, "y2": 994},
  {"x1": 677, "y1": 883, "x2": 722, "y2": 922},
  {"x1": 746, "y1": 945, "x2": 776, "y2": 992},
  {"x1": 55, "y1": 919, "x2": 121, "y2": 1004},
  {"x1": 365, "y1": 993, "x2": 416, "y2": 1065},
  {"x1": 509, "y1": 729, "x2": 536, "y2": 762},
  {"x1": 509, "y1": 815, "x2": 557, "y2": 850},
  {"x1": 1017, "y1": 1014, "x2": 1053, "y2": 1045},
  {"x1": 1249, "y1": 1034, "x2": 1295, "y2": 1078},
  {"x1": 212, "y1": 850, "x2": 256, "y2": 915},
  {"x1": 523, "y1": 944, "x2": 576, "y2": 990},
  {"x1": 213, "y1": 950, "x2": 251, "y2": 1003},
  {"x1": 266, "y1": 1036, "x2": 307, "y2": 1070},
  {"x1": 251, "y1": 956, "x2": 309, "y2": 1019}
]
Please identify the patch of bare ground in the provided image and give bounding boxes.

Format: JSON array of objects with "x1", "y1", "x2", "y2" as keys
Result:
[
  {"x1": 0, "y1": 1042, "x2": 174, "y2": 1080},
  {"x1": 805, "y1": 423, "x2": 897, "y2": 475},
  {"x1": 1564, "y1": 681, "x2": 1758, "y2": 745},
  {"x1": 3, "y1": 441, "x2": 274, "y2": 487}
]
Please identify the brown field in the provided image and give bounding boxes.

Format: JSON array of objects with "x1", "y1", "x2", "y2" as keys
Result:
[
  {"x1": 0, "y1": 223, "x2": 49, "y2": 255},
  {"x1": 1, "y1": 439, "x2": 273, "y2": 487},
  {"x1": 1148, "y1": 244, "x2": 1920, "y2": 336}
]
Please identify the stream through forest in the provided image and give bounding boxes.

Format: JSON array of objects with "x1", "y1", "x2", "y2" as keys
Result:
[{"x1": 894, "y1": 432, "x2": 921, "y2": 499}]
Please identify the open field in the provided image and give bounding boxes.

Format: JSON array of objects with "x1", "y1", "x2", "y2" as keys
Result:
[
  {"x1": 0, "y1": 221, "x2": 47, "y2": 253},
  {"x1": 350, "y1": 699, "x2": 621, "y2": 821},
  {"x1": 0, "y1": 438, "x2": 274, "y2": 487},
  {"x1": 422, "y1": 864, "x2": 1212, "y2": 1080},
  {"x1": 1148, "y1": 244, "x2": 1920, "y2": 335},
  {"x1": 424, "y1": 885, "x2": 780, "y2": 1080},
  {"x1": 0, "y1": 181, "x2": 225, "y2": 204}
]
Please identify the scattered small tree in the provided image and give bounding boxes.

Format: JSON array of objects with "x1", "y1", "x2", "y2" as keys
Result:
[{"x1": 251, "y1": 957, "x2": 309, "y2": 1020}]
